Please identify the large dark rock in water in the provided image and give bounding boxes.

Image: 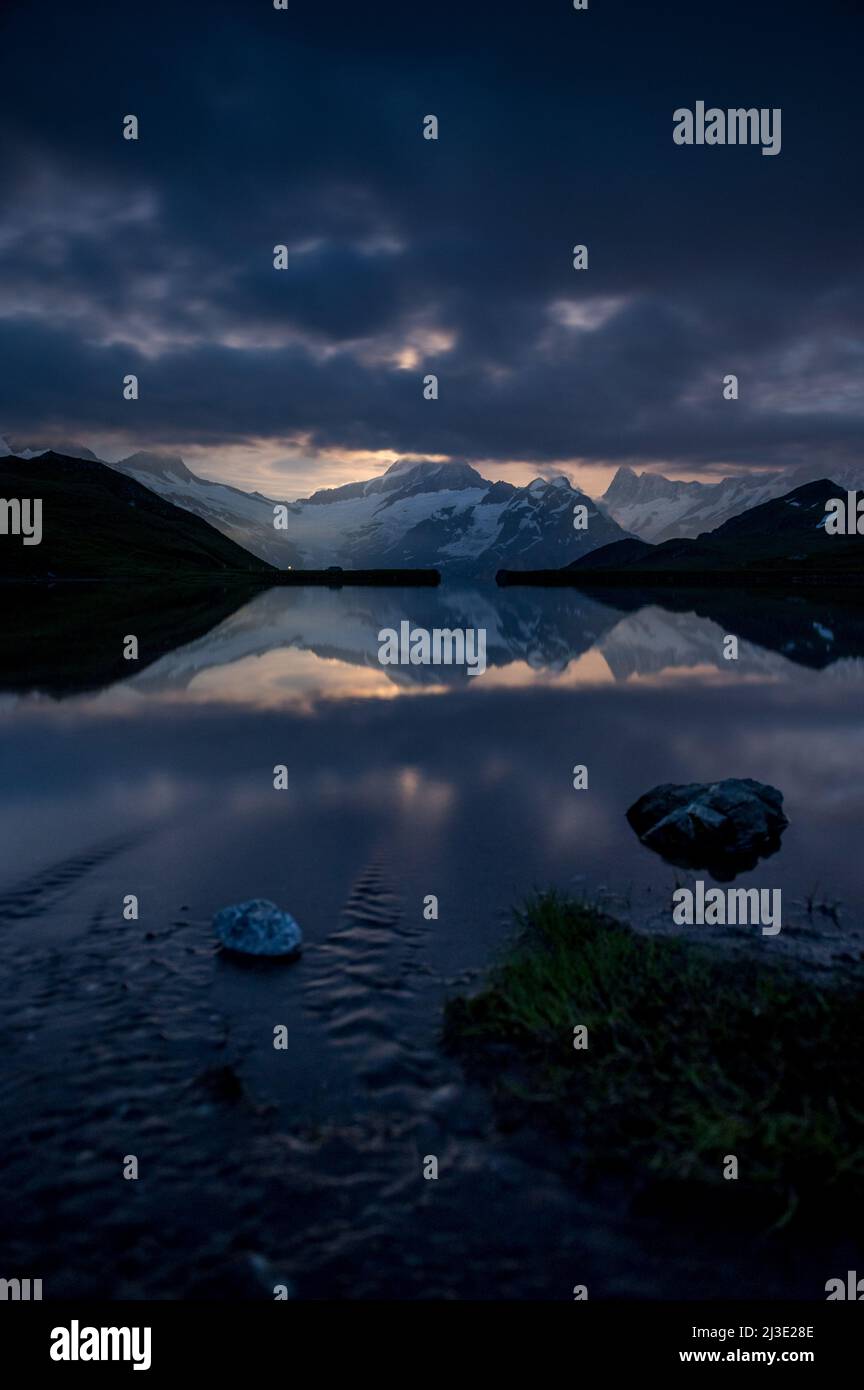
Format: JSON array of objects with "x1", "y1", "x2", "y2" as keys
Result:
[{"x1": 626, "y1": 778, "x2": 788, "y2": 880}]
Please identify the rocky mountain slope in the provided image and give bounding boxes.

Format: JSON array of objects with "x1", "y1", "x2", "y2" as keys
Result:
[
  {"x1": 569, "y1": 479, "x2": 863, "y2": 579},
  {"x1": 0, "y1": 450, "x2": 274, "y2": 579},
  {"x1": 601, "y1": 462, "x2": 864, "y2": 543},
  {"x1": 2, "y1": 440, "x2": 631, "y2": 575}
]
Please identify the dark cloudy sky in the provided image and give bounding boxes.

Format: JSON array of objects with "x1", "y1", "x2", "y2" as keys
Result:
[{"x1": 1, "y1": 0, "x2": 861, "y2": 498}]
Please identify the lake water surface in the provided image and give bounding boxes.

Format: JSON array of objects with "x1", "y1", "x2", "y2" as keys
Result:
[{"x1": 1, "y1": 583, "x2": 862, "y2": 1299}]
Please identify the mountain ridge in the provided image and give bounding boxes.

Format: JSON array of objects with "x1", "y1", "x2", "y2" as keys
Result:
[
  {"x1": 6, "y1": 435, "x2": 861, "y2": 576},
  {"x1": 0, "y1": 450, "x2": 275, "y2": 580},
  {"x1": 600, "y1": 461, "x2": 864, "y2": 543},
  {"x1": 2, "y1": 441, "x2": 632, "y2": 575},
  {"x1": 564, "y1": 478, "x2": 864, "y2": 581}
]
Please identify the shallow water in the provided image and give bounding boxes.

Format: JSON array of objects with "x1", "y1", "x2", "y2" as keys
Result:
[{"x1": 1, "y1": 583, "x2": 862, "y2": 1298}]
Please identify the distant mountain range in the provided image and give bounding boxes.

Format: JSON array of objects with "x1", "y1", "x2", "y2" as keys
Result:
[
  {"x1": 566, "y1": 478, "x2": 863, "y2": 582},
  {"x1": 4, "y1": 435, "x2": 862, "y2": 579},
  {"x1": 1, "y1": 438, "x2": 629, "y2": 576},
  {"x1": 599, "y1": 461, "x2": 864, "y2": 543},
  {"x1": 283, "y1": 458, "x2": 629, "y2": 574},
  {"x1": 0, "y1": 450, "x2": 274, "y2": 579}
]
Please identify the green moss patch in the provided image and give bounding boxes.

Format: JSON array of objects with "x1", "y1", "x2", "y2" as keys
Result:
[{"x1": 443, "y1": 892, "x2": 864, "y2": 1224}]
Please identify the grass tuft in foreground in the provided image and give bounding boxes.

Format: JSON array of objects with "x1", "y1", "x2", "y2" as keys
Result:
[{"x1": 442, "y1": 891, "x2": 864, "y2": 1224}]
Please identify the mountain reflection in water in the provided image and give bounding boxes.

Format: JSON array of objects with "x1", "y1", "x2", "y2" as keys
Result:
[
  {"x1": 3, "y1": 581, "x2": 863, "y2": 704},
  {"x1": 0, "y1": 582, "x2": 863, "y2": 1298}
]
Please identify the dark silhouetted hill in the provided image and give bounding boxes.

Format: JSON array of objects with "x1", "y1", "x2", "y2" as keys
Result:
[
  {"x1": 0, "y1": 451, "x2": 275, "y2": 579},
  {"x1": 564, "y1": 479, "x2": 863, "y2": 581}
]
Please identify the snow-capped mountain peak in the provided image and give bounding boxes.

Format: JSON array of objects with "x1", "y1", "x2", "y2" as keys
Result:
[
  {"x1": 2, "y1": 437, "x2": 633, "y2": 574},
  {"x1": 118, "y1": 451, "x2": 198, "y2": 483},
  {"x1": 600, "y1": 465, "x2": 792, "y2": 542},
  {"x1": 0, "y1": 437, "x2": 99, "y2": 462}
]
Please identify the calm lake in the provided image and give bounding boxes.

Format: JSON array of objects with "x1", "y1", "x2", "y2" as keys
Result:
[{"x1": 1, "y1": 583, "x2": 863, "y2": 1299}]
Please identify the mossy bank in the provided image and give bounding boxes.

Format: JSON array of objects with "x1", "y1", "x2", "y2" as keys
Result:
[{"x1": 443, "y1": 892, "x2": 864, "y2": 1228}]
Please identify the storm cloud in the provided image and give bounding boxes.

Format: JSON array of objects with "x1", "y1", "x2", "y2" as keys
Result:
[{"x1": 1, "y1": 0, "x2": 861, "y2": 489}]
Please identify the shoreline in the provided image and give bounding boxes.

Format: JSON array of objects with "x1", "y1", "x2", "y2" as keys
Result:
[
  {"x1": 444, "y1": 891, "x2": 864, "y2": 1229},
  {"x1": 497, "y1": 569, "x2": 864, "y2": 591},
  {"x1": 0, "y1": 568, "x2": 442, "y2": 587}
]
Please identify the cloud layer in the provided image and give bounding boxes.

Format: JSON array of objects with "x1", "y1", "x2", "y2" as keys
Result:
[{"x1": 1, "y1": 0, "x2": 861, "y2": 492}]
